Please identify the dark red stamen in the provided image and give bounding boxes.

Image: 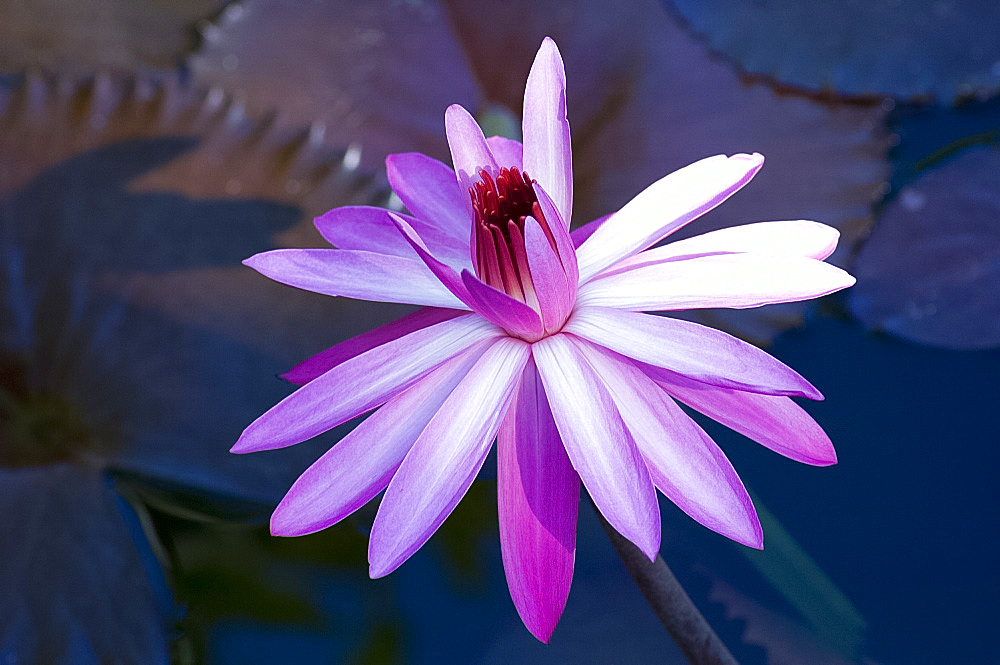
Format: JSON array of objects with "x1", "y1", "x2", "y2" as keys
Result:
[{"x1": 469, "y1": 167, "x2": 559, "y2": 302}]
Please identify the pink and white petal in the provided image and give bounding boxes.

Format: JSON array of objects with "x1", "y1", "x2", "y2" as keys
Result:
[
  {"x1": 385, "y1": 152, "x2": 470, "y2": 239},
  {"x1": 564, "y1": 307, "x2": 821, "y2": 399},
  {"x1": 570, "y1": 213, "x2": 612, "y2": 248},
  {"x1": 460, "y1": 270, "x2": 545, "y2": 340},
  {"x1": 445, "y1": 104, "x2": 499, "y2": 195},
  {"x1": 368, "y1": 337, "x2": 531, "y2": 577},
  {"x1": 314, "y1": 206, "x2": 471, "y2": 269},
  {"x1": 656, "y1": 371, "x2": 837, "y2": 466},
  {"x1": 615, "y1": 221, "x2": 842, "y2": 270},
  {"x1": 575, "y1": 153, "x2": 765, "y2": 283},
  {"x1": 498, "y1": 357, "x2": 580, "y2": 643},
  {"x1": 271, "y1": 348, "x2": 483, "y2": 536},
  {"x1": 233, "y1": 314, "x2": 503, "y2": 453},
  {"x1": 281, "y1": 307, "x2": 462, "y2": 386},
  {"x1": 570, "y1": 338, "x2": 762, "y2": 548},
  {"x1": 533, "y1": 334, "x2": 660, "y2": 560},
  {"x1": 534, "y1": 184, "x2": 579, "y2": 287},
  {"x1": 487, "y1": 136, "x2": 524, "y2": 169},
  {"x1": 523, "y1": 218, "x2": 574, "y2": 334},
  {"x1": 522, "y1": 37, "x2": 573, "y2": 227},
  {"x1": 577, "y1": 254, "x2": 855, "y2": 311},
  {"x1": 244, "y1": 249, "x2": 467, "y2": 309}
]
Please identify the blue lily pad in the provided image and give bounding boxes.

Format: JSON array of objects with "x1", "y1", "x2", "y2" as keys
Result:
[
  {"x1": 850, "y1": 147, "x2": 1000, "y2": 348},
  {"x1": 667, "y1": 0, "x2": 1000, "y2": 101}
]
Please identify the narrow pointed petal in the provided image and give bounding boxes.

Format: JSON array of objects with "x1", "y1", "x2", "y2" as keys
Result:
[
  {"x1": 244, "y1": 249, "x2": 467, "y2": 308},
  {"x1": 614, "y1": 221, "x2": 842, "y2": 271},
  {"x1": 523, "y1": 218, "x2": 573, "y2": 333},
  {"x1": 564, "y1": 307, "x2": 821, "y2": 399},
  {"x1": 498, "y1": 358, "x2": 580, "y2": 643},
  {"x1": 570, "y1": 338, "x2": 762, "y2": 548},
  {"x1": 314, "y1": 206, "x2": 471, "y2": 269},
  {"x1": 281, "y1": 307, "x2": 462, "y2": 386},
  {"x1": 533, "y1": 334, "x2": 660, "y2": 560},
  {"x1": 385, "y1": 152, "x2": 470, "y2": 239},
  {"x1": 461, "y1": 270, "x2": 544, "y2": 340},
  {"x1": 233, "y1": 314, "x2": 502, "y2": 453},
  {"x1": 445, "y1": 104, "x2": 498, "y2": 194},
  {"x1": 487, "y1": 136, "x2": 524, "y2": 169},
  {"x1": 369, "y1": 338, "x2": 530, "y2": 577},
  {"x1": 534, "y1": 184, "x2": 579, "y2": 288},
  {"x1": 271, "y1": 349, "x2": 482, "y2": 536},
  {"x1": 656, "y1": 371, "x2": 837, "y2": 466},
  {"x1": 575, "y1": 153, "x2": 765, "y2": 283},
  {"x1": 522, "y1": 37, "x2": 573, "y2": 228},
  {"x1": 577, "y1": 254, "x2": 855, "y2": 311}
]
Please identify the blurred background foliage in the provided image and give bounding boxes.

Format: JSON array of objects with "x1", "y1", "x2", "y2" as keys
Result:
[{"x1": 0, "y1": 0, "x2": 997, "y2": 663}]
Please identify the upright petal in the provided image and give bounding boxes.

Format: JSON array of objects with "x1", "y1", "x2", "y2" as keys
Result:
[
  {"x1": 445, "y1": 104, "x2": 499, "y2": 196},
  {"x1": 533, "y1": 334, "x2": 660, "y2": 560},
  {"x1": 522, "y1": 37, "x2": 573, "y2": 227},
  {"x1": 564, "y1": 307, "x2": 821, "y2": 399},
  {"x1": 233, "y1": 314, "x2": 503, "y2": 453},
  {"x1": 523, "y1": 218, "x2": 574, "y2": 334},
  {"x1": 314, "y1": 206, "x2": 471, "y2": 269},
  {"x1": 655, "y1": 370, "x2": 837, "y2": 466},
  {"x1": 575, "y1": 153, "x2": 765, "y2": 283},
  {"x1": 244, "y1": 248, "x2": 467, "y2": 309},
  {"x1": 385, "y1": 152, "x2": 470, "y2": 239},
  {"x1": 577, "y1": 253, "x2": 855, "y2": 311},
  {"x1": 534, "y1": 184, "x2": 579, "y2": 288},
  {"x1": 271, "y1": 348, "x2": 483, "y2": 536},
  {"x1": 570, "y1": 338, "x2": 762, "y2": 548},
  {"x1": 369, "y1": 337, "x2": 530, "y2": 577},
  {"x1": 487, "y1": 136, "x2": 524, "y2": 169},
  {"x1": 498, "y1": 358, "x2": 580, "y2": 643}
]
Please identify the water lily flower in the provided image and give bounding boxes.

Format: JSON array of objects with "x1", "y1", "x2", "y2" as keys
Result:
[{"x1": 235, "y1": 37, "x2": 855, "y2": 642}]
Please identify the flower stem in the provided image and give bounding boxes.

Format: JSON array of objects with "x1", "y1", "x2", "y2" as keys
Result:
[{"x1": 596, "y1": 510, "x2": 738, "y2": 665}]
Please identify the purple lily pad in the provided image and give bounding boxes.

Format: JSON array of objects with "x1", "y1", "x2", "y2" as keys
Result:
[
  {"x1": 0, "y1": 466, "x2": 170, "y2": 665},
  {"x1": 850, "y1": 147, "x2": 1000, "y2": 349},
  {"x1": 667, "y1": 0, "x2": 1000, "y2": 102},
  {"x1": 0, "y1": 0, "x2": 223, "y2": 74},
  {"x1": 191, "y1": 0, "x2": 888, "y2": 343}
]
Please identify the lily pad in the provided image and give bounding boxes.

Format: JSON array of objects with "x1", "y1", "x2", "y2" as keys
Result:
[
  {"x1": 667, "y1": 0, "x2": 1000, "y2": 101},
  {"x1": 190, "y1": 0, "x2": 888, "y2": 344},
  {"x1": 0, "y1": 0, "x2": 223, "y2": 74},
  {"x1": 850, "y1": 147, "x2": 1000, "y2": 349}
]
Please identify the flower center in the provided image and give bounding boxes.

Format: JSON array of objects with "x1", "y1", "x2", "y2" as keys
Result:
[{"x1": 470, "y1": 167, "x2": 558, "y2": 308}]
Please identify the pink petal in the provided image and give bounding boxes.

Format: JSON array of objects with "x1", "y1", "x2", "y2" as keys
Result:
[
  {"x1": 385, "y1": 152, "x2": 470, "y2": 239},
  {"x1": 522, "y1": 37, "x2": 573, "y2": 228},
  {"x1": 281, "y1": 307, "x2": 462, "y2": 386},
  {"x1": 575, "y1": 153, "x2": 765, "y2": 283},
  {"x1": 445, "y1": 104, "x2": 498, "y2": 196},
  {"x1": 368, "y1": 337, "x2": 531, "y2": 577},
  {"x1": 460, "y1": 270, "x2": 545, "y2": 340},
  {"x1": 487, "y1": 136, "x2": 524, "y2": 169},
  {"x1": 577, "y1": 254, "x2": 855, "y2": 311},
  {"x1": 532, "y1": 334, "x2": 660, "y2": 560},
  {"x1": 656, "y1": 371, "x2": 837, "y2": 466},
  {"x1": 534, "y1": 184, "x2": 579, "y2": 288},
  {"x1": 232, "y1": 314, "x2": 503, "y2": 453},
  {"x1": 615, "y1": 220, "x2": 842, "y2": 270},
  {"x1": 523, "y1": 217, "x2": 574, "y2": 334},
  {"x1": 270, "y1": 348, "x2": 483, "y2": 536},
  {"x1": 498, "y1": 357, "x2": 580, "y2": 643},
  {"x1": 569, "y1": 338, "x2": 762, "y2": 548},
  {"x1": 244, "y1": 248, "x2": 467, "y2": 309},
  {"x1": 389, "y1": 213, "x2": 473, "y2": 305},
  {"x1": 570, "y1": 213, "x2": 612, "y2": 248},
  {"x1": 564, "y1": 307, "x2": 821, "y2": 399},
  {"x1": 314, "y1": 206, "x2": 471, "y2": 269}
]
